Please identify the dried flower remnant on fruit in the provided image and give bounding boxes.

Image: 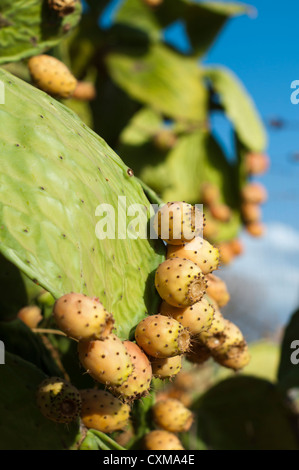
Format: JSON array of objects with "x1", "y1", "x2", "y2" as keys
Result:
[
  {"x1": 155, "y1": 258, "x2": 207, "y2": 307},
  {"x1": 36, "y1": 377, "x2": 81, "y2": 423}
]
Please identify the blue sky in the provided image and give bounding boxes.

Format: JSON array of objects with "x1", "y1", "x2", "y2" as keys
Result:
[
  {"x1": 201, "y1": 0, "x2": 299, "y2": 230},
  {"x1": 194, "y1": 1, "x2": 299, "y2": 333},
  {"x1": 203, "y1": 0, "x2": 299, "y2": 335}
]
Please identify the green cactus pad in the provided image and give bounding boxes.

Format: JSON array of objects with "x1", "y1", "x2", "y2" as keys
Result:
[
  {"x1": 0, "y1": 0, "x2": 82, "y2": 65},
  {"x1": 193, "y1": 376, "x2": 299, "y2": 450},
  {"x1": 0, "y1": 319, "x2": 63, "y2": 377},
  {"x1": 106, "y1": 43, "x2": 207, "y2": 122},
  {"x1": 205, "y1": 67, "x2": 267, "y2": 152},
  {"x1": 0, "y1": 252, "x2": 28, "y2": 320},
  {"x1": 0, "y1": 68, "x2": 164, "y2": 339},
  {"x1": 0, "y1": 352, "x2": 81, "y2": 450}
]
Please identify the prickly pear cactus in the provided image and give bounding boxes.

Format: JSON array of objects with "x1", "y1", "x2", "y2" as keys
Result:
[
  {"x1": 0, "y1": 68, "x2": 164, "y2": 338},
  {"x1": 0, "y1": 0, "x2": 82, "y2": 64}
]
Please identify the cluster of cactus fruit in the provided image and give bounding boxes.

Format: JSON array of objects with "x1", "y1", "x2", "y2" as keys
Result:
[
  {"x1": 152, "y1": 202, "x2": 250, "y2": 372},
  {"x1": 201, "y1": 151, "x2": 269, "y2": 265},
  {"x1": 34, "y1": 201, "x2": 249, "y2": 450}
]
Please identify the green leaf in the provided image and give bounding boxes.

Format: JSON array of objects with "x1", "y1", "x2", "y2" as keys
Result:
[
  {"x1": 115, "y1": 0, "x2": 161, "y2": 42},
  {"x1": 120, "y1": 107, "x2": 163, "y2": 146},
  {"x1": 205, "y1": 66, "x2": 267, "y2": 152},
  {"x1": 0, "y1": 252, "x2": 28, "y2": 320},
  {"x1": 116, "y1": 0, "x2": 250, "y2": 57},
  {"x1": 80, "y1": 430, "x2": 101, "y2": 450},
  {"x1": 180, "y1": 431, "x2": 208, "y2": 451},
  {"x1": 106, "y1": 43, "x2": 207, "y2": 122},
  {"x1": 90, "y1": 430, "x2": 126, "y2": 450},
  {"x1": 127, "y1": 392, "x2": 156, "y2": 449},
  {"x1": 0, "y1": 68, "x2": 164, "y2": 339},
  {"x1": 183, "y1": 1, "x2": 251, "y2": 57},
  {"x1": 277, "y1": 309, "x2": 299, "y2": 392},
  {"x1": 0, "y1": 319, "x2": 63, "y2": 377},
  {"x1": 0, "y1": 0, "x2": 82, "y2": 65},
  {"x1": 193, "y1": 376, "x2": 299, "y2": 450},
  {"x1": 0, "y1": 250, "x2": 47, "y2": 321},
  {"x1": 90, "y1": 75, "x2": 140, "y2": 147},
  {"x1": 0, "y1": 352, "x2": 81, "y2": 449}
]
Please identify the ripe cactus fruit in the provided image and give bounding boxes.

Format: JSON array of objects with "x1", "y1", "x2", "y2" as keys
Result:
[
  {"x1": 151, "y1": 355, "x2": 182, "y2": 379},
  {"x1": 197, "y1": 309, "x2": 227, "y2": 350},
  {"x1": 229, "y1": 239, "x2": 244, "y2": 256},
  {"x1": 245, "y1": 152, "x2": 270, "y2": 175},
  {"x1": 203, "y1": 217, "x2": 219, "y2": 239},
  {"x1": 143, "y1": 0, "x2": 163, "y2": 6},
  {"x1": 72, "y1": 82, "x2": 97, "y2": 101},
  {"x1": 211, "y1": 320, "x2": 245, "y2": 356},
  {"x1": 17, "y1": 305, "x2": 42, "y2": 329},
  {"x1": 48, "y1": 0, "x2": 77, "y2": 16},
  {"x1": 214, "y1": 344, "x2": 250, "y2": 371},
  {"x1": 241, "y1": 203, "x2": 262, "y2": 223},
  {"x1": 210, "y1": 203, "x2": 232, "y2": 222},
  {"x1": 112, "y1": 341, "x2": 152, "y2": 402},
  {"x1": 135, "y1": 315, "x2": 190, "y2": 358},
  {"x1": 78, "y1": 335, "x2": 133, "y2": 387},
  {"x1": 206, "y1": 274, "x2": 230, "y2": 308},
  {"x1": 158, "y1": 388, "x2": 192, "y2": 408},
  {"x1": 153, "y1": 129, "x2": 177, "y2": 151},
  {"x1": 206, "y1": 306, "x2": 226, "y2": 335},
  {"x1": 53, "y1": 293, "x2": 114, "y2": 341},
  {"x1": 155, "y1": 258, "x2": 207, "y2": 307},
  {"x1": 160, "y1": 298, "x2": 214, "y2": 335},
  {"x1": 173, "y1": 371, "x2": 196, "y2": 391},
  {"x1": 241, "y1": 183, "x2": 268, "y2": 204},
  {"x1": 144, "y1": 430, "x2": 184, "y2": 450},
  {"x1": 152, "y1": 398, "x2": 193, "y2": 433},
  {"x1": 201, "y1": 182, "x2": 220, "y2": 206},
  {"x1": 246, "y1": 221, "x2": 266, "y2": 237},
  {"x1": 167, "y1": 237, "x2": 219, "y2": 274},
  {"x1": 153, "y1": 201, "x2": 204, "y2": 245},
  {"x1": 36, "y1": 377, "x2": 81, "y2": 423},
  {"x1": 80, "y1": 389, "x2": 130, "y2": 433},
  {"x1": 28, "y1": 55, "x2": 77, "y2": 99},
  {"x1": 217, "y1": 242, "x2": 234, "y2": 265}
]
